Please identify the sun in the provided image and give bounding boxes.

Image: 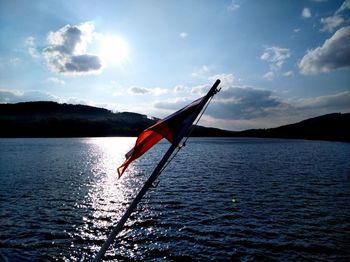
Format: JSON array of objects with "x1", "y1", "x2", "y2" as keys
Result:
[{"x1": 98, "y1": 35, "x2": 129, "y2": 64}]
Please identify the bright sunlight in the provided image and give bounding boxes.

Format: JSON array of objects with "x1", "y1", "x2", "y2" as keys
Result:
[{"x1": 98, "y1": 35, "x2": 129, "y2": 64}]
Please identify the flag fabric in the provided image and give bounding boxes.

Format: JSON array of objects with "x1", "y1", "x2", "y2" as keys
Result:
[{"x1": 117, "y1": 96, "x2": 204, "y2": 177}]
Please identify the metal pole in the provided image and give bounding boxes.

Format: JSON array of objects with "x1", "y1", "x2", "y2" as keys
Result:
[{"x1": 93, "y1": 79, "x2": 220, "y2": 261}]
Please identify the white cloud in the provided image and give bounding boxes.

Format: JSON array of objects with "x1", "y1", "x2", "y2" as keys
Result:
[
  {"x1": 0, "y1": 88, "x2": 101, "y2": 110},
  {"x1": 128, "y1": 86, "x2": 168, "y2": 96},
  {"x1": 46, "y1": 77, "x2": 66, "y2": 85},
  {"x1": 191, "y1": 84, "x2": 210, "y2": 95},
  {"x1": 261, "y1": 46, "x2": 291, "y2": 70},
  {"x1": 261, "y1": 46, "x2": 291, "y2": 79},
  {"x1": 263, "y1": 71, "x2": 275, "y2": 80},
  {"x1": 319, "y1": 0, "x2": 350, "y2": 32},
  {"x1": 293, "y1": 28, "x2": 301, "y2": 33},
  {"x1": 9, "y1": 58, "x2": 20, "y2": 66},
  {"x1": 25, "y1": 37, "x2": 39, "y2": 58},
  {"x1": 191, "y1": 65, "x2": 209, "y2": 78},
  {"x1": 302, "y1": 7, "x2": 312, "y2": 18},
  {"x1": 0, "y1": 89, "x2": 58, "y2": 103},
  {"x1": 43, "y1": 22, "x2": 103, "y2": 75},
  {"x1": 154, "y1": 97, "x2": 192, "y2": 111},
  {"x1": 295, "y1": 91, "x2": 350, "y2": 110},
  {"x1": 128, "y1": 86, "x2": 150, "y2": 95},
  {"x1": 227, "y1": 0, "x2": 240, "y2": 11},
  {"x1": 320, "y1": 15, "x2": 344, "y2": 32},
  {"x1": 336, "y1": 0, "x2": 350, "y2": 14},
  {"x1": 179, "y1": 32, "x2": 188, "y2": 39},
  {"x1": 282, "y1": 71, "x2": 294, "y2": 77},
  {"x1": 299, "y1": 26, "x2": 350, "y2": 74},
  {"x1": 65, "y1": 97, "x2": 89, "y2": 105},
  {"x1": 174, "y1": 85, "x2": 187, "y2": 93}
]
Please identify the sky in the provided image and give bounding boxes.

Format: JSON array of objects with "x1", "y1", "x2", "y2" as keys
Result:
[{"x1": 0, "y1": 0, "x2": 349, "y2": 131}]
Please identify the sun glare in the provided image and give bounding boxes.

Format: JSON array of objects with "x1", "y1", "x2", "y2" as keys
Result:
[{"x1": 99, "y1": 35, "x2": 129, "y2": 64}]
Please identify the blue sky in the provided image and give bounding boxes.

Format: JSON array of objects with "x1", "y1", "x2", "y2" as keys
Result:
[{"x1": 0, "y1": 0, "x2": 349, "y2": 130}]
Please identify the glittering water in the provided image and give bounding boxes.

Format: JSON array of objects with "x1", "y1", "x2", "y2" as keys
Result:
[{"x1": 0, "y1": 137, "x2": 349, "y2": 261}]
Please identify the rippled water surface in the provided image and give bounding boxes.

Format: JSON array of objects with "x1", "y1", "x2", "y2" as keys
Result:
[{"x1": 0, "y1": 137, "x2": 350, "y2": 261}]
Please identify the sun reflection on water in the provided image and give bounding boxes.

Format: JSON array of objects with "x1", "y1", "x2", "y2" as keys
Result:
[
  {"x1": 73, "y1": 137, "x2": 149, "y2": 253},
  {"x1": 68, "y1": 137, "x2": 168, "y2": 259}
]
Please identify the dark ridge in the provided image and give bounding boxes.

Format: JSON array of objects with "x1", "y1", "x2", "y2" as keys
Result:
[
  {"x1": 0, "y1": 101, "x2": 349, "y2": 142},
  {"x1": 238, "y1": 113, "x2": 350, "y2": 142},
  {"x1": 0, "y1": 101, "x2": 154, "y2": 137},
  {"x1": 0, "y1": 101, "x2": 232, "y2": 138}
]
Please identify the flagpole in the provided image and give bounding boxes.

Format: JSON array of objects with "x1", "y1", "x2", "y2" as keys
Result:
[{"x1": 93, "y1": 79, "x2": 220, "y2": 262}]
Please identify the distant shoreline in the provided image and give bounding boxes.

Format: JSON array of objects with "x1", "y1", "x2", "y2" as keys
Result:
[
  {"x1": 1, "y1": 136, "x2": 348, "y2": 144},
  {"x1": 1, "y1": 101, "x2": 349, "y2": 142}
]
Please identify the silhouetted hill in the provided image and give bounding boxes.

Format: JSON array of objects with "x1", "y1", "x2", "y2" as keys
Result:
[
  {"x1": 0, "y1": 102, "x2": 349, "y2": 142},
  {"x1": 0, "y1": 101, "x2": 232, "y2": 137},
  {"x1": 0, "y1": 101, "x2": 153, "y2": 137},
  {"x1": 238, "y1": 113, "x2": 350, "y2": 142}
]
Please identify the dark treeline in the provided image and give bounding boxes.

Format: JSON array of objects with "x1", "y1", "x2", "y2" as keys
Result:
[
  {"x1": 238, "y1": 113, "x2": 350, "y2": 142},
  {"x1": 0, "y1": 101, "x2": 349, "y2": 142}
]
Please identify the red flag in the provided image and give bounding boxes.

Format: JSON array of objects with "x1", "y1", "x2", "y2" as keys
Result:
[{"x1": 117, "y1": 96, "x2": 204, "y2": 177}]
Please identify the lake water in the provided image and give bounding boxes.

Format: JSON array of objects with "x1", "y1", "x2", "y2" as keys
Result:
[{"x1": 0, "y1": 137, "x2": 349, "y2": 261}]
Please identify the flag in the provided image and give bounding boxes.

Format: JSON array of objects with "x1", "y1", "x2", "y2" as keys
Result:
[{"x1": 117, "y1": 96, "x2": 204, "y2": 177}]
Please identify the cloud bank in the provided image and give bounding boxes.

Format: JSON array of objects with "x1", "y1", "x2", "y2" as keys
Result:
[
  {"x1": 208, "y1": 86, "x2": 281, "y2": 120},
  {"x1": 43, "y1": 22, "x2": 102, "y2": 75},
  {"x1": 299, "y1": 26, "x2": 350, "y2": 74},
  {"x1": 153, "y1": 76, "x2": 350, "y2": 130},
  {"x1": 156, "y1": 86, "x2": 281, "y2": 120}
]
